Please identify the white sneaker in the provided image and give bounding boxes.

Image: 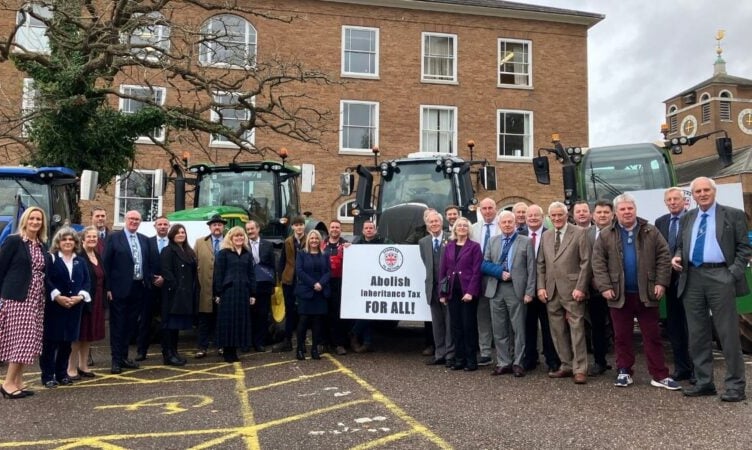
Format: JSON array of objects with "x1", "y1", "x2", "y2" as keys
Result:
[
  {"x1": 614, "y1": 369, "x2": 633, "y2": 387},
  {"x1": 651, "y1": 377, "x2": 682, "y2": 391}
]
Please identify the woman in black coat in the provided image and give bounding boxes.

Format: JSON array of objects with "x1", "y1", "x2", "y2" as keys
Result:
[
  {"x1": 42, "y1": 227, "x2": 91, "y2": 388},
  {"x1": 294, "y1": 230, "x2": 330, "y2": 361},
  {"x1": 213, "y1": 226, "x2": 256, "y2": 363},
  {"x1": 160, "y1": 224, "x2": 198, "y2": 366}
]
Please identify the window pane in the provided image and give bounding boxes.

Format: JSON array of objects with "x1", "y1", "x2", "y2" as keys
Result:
[
  {"x1": 424, "y1": 35, "x2": 455, "y2": 80},
  {"x1": 342, "y1": 102, "x2": 375, "y2": 150},
  {"x1": 498, "y1": 111, "x2": 531, "y2": 157}
]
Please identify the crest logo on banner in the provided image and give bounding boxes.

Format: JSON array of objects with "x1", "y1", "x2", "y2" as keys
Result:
[{"x1": 379, "y1": 247, "x2": 403, "y2": 272}]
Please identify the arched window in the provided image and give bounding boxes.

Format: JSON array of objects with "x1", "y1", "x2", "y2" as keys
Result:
[
  {"x1": 15, "y1": 3, "x2": 52, "y2": 53},
  {"x1": 667, "y1": 105, "x2": 678, "y2": 134},
  {"x1": 337, "y1": 199, "x2": 356, "y2": 224},
  {"x1": 700, "y1": 93, "x2": 711, "y2": 123},
  {"x1": 719, "y1": 91, "x2": 732, "y2": 121},
  {"x1": 199, "y1": 14, "x2": 257, "y2": 68}
]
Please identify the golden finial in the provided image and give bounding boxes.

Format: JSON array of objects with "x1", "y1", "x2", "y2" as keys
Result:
[{"x1": 715, "y1": 30, "x2": 725, "y2": 56}]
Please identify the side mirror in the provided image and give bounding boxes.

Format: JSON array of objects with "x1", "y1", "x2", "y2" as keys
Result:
[
  {"x1": 479, "y1": 166, "x2": 497, "y2": 191},
  {"x1": 532, "y1": 156, "x2": 550, "y2": 185},
  {"x1": 339, "y1": 172, "x2": 354, "y2": 196},
  {"x1": 301, "y1": 164, "x2": 315, "y2": 193},
  {"x1": 79, "y1": 170, "x2": 99, "y2": 201}
]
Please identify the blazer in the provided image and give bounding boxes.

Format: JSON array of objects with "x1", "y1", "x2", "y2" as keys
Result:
[
  {"x1": 419, "y1": 231, "x2": 449, "y2": 304},
  {"x1": 591, "y1": 218, "x2": 671, "y2": 308},
  {"x1": 279, "y1": 235, "x2": 305, "y2": 285},
  {"x1": 439, "y1": 239, "x2": 483, "y2": 299},
  {"x1": 103, "y1": 230, "x2": 153, "y2": 298},
  {"x1": 537, "y1": 224, "x2": 591, "y2": 300},
  {"x1": 481, "y1": 233, "x2": 536, "y2": 300},
  {"x1": 0, "y1": 235, "x2": 48, "y2": 301},
  {"x1": 675, "y1": 203, "x2": 752, "y2": 297},
  {"x1": 45, "y1": 252, "x2": 91, "y2": 341},
  {"x1": 251, "y1": 238, "x2": 276, "y2": 293},
  {"x1": 195, "y1": 234, "x2": 220, "y2": 313},
  {"x1": 148, "y1": 235, "x2": 168, "y2": 275}
]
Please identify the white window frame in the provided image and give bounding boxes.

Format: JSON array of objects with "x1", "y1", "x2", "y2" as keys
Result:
[
  {"x1": 128, "y1": 12, "x2": 171, "y2": 61},
  {"x1": 118, "y1": 85, "x2": 167, "y2": 143},
  {"x1": 700, "y1": 92, "x2": 711, "y2": 124},
  {"x1": 496, "y1": 109, "x2": 533, "y2": 161},
  {"x1": 337, "y1": 199, "x2": 356, "y2": 224},
  {"x1": 419, "y1": 105, "x2": 457, "y2": 154},
  {"x1": 339, "y1": 100, "x2": 379, "y2": 154},
  {"x1": 667, "y1": 105, "x2": 678, "y2": 134},
  {"x1": 113, "y1": 169, "x2": 163, "y2": 226},
  {"x1": 210, "y1": 91, "x2": 254, "y2": 148},
  {"x1": 21, "y1": 78, "x2": 37, "y2": 138},
  {"x1": 199, "y1": 14, "x2": 257, "y2": 69},
  {"x1": 14, "y1": 3, "x2": 52, "y2": 54},
  {"x1": 421, "y1": 32, "x2": 457, "y2": 84},
  {"x1": 341, "y1": 26, "x2": 379, "y2": 78},
  {"x1": 498, "y1": 38, "x2": 532, "y2": 88},
  {"x1": 719, "y1": 90, "x2": 732, "y2": 122}
]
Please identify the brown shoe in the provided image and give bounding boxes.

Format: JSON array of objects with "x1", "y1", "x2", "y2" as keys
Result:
[
  {"x1": 512, "y1": 365, "x2": 525, "y2": 377},
  {"x1": 573, "y1": 373, "x2": 587, "y2": 384},
  {"x1": 491, "y1": 365, "x2": 513, "y2": 376},
  {"x1": 548, "y1": 369, "x2": 573, "y2": 378}
]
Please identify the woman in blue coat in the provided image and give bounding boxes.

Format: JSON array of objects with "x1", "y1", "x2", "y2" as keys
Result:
[
  {"x1": 42, "y1": 227, "x2": 91, "y2": 388},
  {"x1": 439, "y1": 217, "x2": 482, "y2": 371},
  {"x1": 294, "y1": 230, "x2": 330, "y2": 361}
]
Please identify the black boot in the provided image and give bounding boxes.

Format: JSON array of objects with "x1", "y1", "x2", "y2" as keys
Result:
[
  {"x1": 311, "y1": 348, "x2": 321, "y2": 360},
  {"x1": 171, "y1": 331, "x2": 186, "y2": 364},
  {"x1": 296, "y1": 348, "x2": 305, "y2": 360}
]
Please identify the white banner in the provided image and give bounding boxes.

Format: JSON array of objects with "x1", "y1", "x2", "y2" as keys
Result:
[{"x1": 341, "y1": 245, "x2": 432, "y2": 321}]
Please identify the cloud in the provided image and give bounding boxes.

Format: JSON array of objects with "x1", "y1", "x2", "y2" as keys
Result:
[{"x1": 525, "y1": 0, "x2": 752, "y2": 146}]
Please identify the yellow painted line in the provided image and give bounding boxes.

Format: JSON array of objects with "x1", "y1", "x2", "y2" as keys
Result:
[
  {"x1": 0, "y1": 427, "x2": 244, "y2": 448},
  {"x1": 325, "y1": 355, "x2": 452, "y2": 450},
  {"x1": 52, "y1": 438, "x2": 129, "y2": 450},
  {"x1": 233, "y1": 362, "x2": 261, "y2": 450},
  {"x1": 245, "y1": 369, "x2": 341, "y2": 392},
  {"x1": 186, "y1": 432, "x2": 241, "y2": 450},
  {"x1": 351, "y1": 430, "x2": 417, "y2": 449},
  {"x1": 254, "y1": 399, "x2": 372, "y2": 431}
]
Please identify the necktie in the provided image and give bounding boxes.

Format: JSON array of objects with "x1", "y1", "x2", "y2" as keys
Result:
[
  {"x1": 433, "y1": 238, "x2": 440, "y2": 253},
  {"x1": 555, "y1": 230, "x2": 561, "y2": 253},
  {"x1": 531, "y1": 232, "x2": 537, "y2": 254},
  {"x1": 500, "y1": 237, "x2": 512, "y2": 271},
  {"x1": 130, "y1": 234, "x2": 142, "y2": 280},
  {"x1": 213, "y1": 238, "x2": 220, "y2": 255},
  {"x1": 99, "y1": 231, "x2": 105, "y2": 240},
  {"x1": 483, "y1": 223, "x2": 491, "y2": 252},
  {"x1": 668, "y1": 216, "x2": 678, "y2": 253},
  {"x1": 252, "y1": 241, "x2": 260, "y2": 264},
  {"x1": 691, "y1": 213, "x2": 708, "y2": 267}
]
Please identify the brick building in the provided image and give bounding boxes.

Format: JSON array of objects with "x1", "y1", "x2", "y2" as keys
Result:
[{"x1": 0, "y1": 0, "x2": 602, "y2": 230}]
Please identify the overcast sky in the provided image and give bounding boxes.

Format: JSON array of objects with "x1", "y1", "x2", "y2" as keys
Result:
[{"x1": 525, "y1": 0, "x2": 752, "y2": 147}]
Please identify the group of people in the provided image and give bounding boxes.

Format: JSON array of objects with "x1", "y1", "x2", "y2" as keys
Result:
[{"x1": 420, "y1": 176, "x2": 749, "y2": 402}]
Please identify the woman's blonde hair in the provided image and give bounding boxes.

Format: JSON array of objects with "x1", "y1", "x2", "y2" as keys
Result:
[
  {"x1": 18, "y1": 206, "x2": 48, "y2": 242},
  {"x1": 221, "y1": 226, "x2": 248, "y2": 251},
  {"x1": 450, "y1": 217, "x2": 472, "y2": 241},
  {"x1": 303, "y1": 230, "x2": 321, "y2": 253},
  {"x1": 50, "y1": 226, "x2": 81, "y2": 254}
]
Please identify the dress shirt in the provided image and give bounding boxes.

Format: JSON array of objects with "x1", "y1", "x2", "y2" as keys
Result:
[{"x1": 689, "y1": 203, "x2": 724, "y2": 263}]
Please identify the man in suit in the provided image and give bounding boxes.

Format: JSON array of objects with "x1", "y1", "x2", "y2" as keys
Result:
[
  {"x1": 419, "y1": 211, "x2": 453, "y2": 367},
  {"x1": 322, "y1": 219, "x2": 350, "y2": 356},
  {"x1": 103, "y1": 210, "x2": 154, "y2": 374},
  {"x1": 537, "y1": 201, "x2": 591, "y2": 384},
  {"x1": 671, "y1": 177, "x2": 751, "y2": 402},
  {"x1": 470, "y1": 197, "x2": 499, "y2": 366},
  {"x1": 482, "y1": 211, "x2": 535, "y2": 377},
  {"x1": 592, "y1": 194, "x2": 680, "y2": 390},
  {"x1": 585, "y1": 199, "x2": 614, "y2": 376},
  {"x1": 194, "y1": 214, "x2": 226, "y2": 358},
  {"x1": 655, "y1": 187, "x2": 693, "y2": 382},
  {"x1": 246, "y1": 220, "x2": 276, "y2": 352},
  {"x1": 91, "y1": 207, "x2": 109, "y2": 255},
  {"x1": 520, "y1": 204, "x2": 560, "y2": 372},
  {"x1": 135, "y1": 216, "x2": 168, "y2": 361},
  {"x1": 512, "y1": 202, "x2": 528, "y2": 235}
]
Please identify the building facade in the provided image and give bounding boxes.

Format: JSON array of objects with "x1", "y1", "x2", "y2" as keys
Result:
[{"x1": 0, "y1": 0, "x2": 602, "y2": 229}]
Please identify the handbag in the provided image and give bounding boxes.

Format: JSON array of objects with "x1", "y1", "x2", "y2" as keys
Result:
[
  {"x1": 271, "y1": 281, "x2": 285, "y2": 323},
  {"x1": 254, "y1": 264, "x2": 275, "y2": 283}
]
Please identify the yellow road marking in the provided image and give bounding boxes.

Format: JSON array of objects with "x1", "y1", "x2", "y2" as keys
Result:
[
  {"x1": 233, "y1": 362, "x2": 261, "y2": 450},
  {"x1": 351, "y1": 430, "x2": 418, "y2": 449},
  {"x1": 254, "y1": 399, "x2": 372, "y2": 431},
  {"x1": 246, "y1": 369, "x2": 341, "y2": 392}
]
